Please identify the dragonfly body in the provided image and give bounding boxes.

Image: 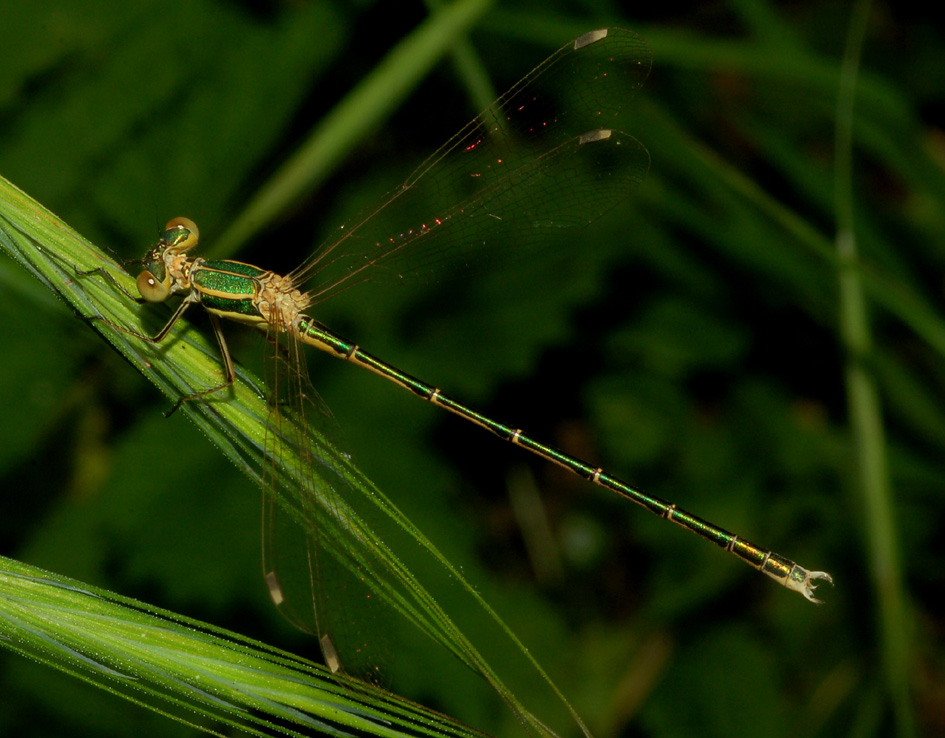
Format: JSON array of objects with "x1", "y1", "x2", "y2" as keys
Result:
[
  {"x1": 127, "y1": 216, "x2": 832, "y2": 604},
  {"x1": 80, "y1": 28, "x2": 830, "y2": 689}
]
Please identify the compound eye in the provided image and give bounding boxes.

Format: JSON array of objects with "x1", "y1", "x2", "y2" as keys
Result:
[
  {"x1": 137, "y1": 270, "x2": 170, "y2": 302},
  {"x1": 164, "y1": 217, "x2": 199, "y2": 250}
]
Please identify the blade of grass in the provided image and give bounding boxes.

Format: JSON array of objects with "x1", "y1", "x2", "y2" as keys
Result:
[
  {"x1": 0, "y1": 554, "x2": 491, "y2": 738},
  {"x1": 211, "y1": 0, "x2": 493, "y2": 258},
  {"x1": 833, "y1": 3, "x2": 914, "y2": 737},
  {"x1": 639, "y1": 98, "x2": 945, "y2": 360}
]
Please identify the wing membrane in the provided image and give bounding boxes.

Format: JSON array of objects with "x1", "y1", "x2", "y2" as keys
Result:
[{"x1": 293, "y1": 28, "x2": 652, "y2": 303}]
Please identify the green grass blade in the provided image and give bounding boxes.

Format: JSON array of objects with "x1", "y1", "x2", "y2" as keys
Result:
[
  {"x1": 0, "y1": 554, "x2": 490, "y2": 738},
  {"x1": 212, "y1": 0, "x2": 493, "y2": 258},
  {"x1": 833, "y1": 3, "x2": 914, "y2": 738}
]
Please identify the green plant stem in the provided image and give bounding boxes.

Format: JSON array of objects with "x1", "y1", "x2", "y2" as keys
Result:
[
  {"x1": 211, "y1": 0, "x2": 493, "y2": 258},
  {"x1": 834, "y1": 3, "x2": 914, "y2": 737}
]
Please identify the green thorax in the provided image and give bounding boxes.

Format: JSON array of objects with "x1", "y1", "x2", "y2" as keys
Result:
[{"x1": 193, "y1": 260, "x2": 268, "y2": 322}]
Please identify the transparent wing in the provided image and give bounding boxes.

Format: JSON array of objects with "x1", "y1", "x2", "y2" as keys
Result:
[
  {"x1": 293, "y1": 28, "x2": 652, "y2": 304},
  {"x1": 260, "y1": 323, "x2": 391, "y2": 682},
  {"x1": 256, "y1": 323, "x2": 594, "y2": 738}
]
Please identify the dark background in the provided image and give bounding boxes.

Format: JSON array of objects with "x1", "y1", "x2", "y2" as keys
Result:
[{"x1": 1, "y1": 1, "x2": 942, "y2": 737}]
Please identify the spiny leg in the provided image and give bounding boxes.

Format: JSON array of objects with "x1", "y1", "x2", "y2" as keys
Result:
[
  {"x1": 74, "y1": 265, "x2": 144, "y2": 302},
  {"x1": 75, "y1": 268, "x2": 235, "y2": 414},
  {"x1": 163, "y1": 313, "x2": 237, "y2": 416}
]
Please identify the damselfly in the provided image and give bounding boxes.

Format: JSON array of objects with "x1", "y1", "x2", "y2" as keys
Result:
[{"x1": 80, "y1": 27, "x2": 831, "y2": 676}]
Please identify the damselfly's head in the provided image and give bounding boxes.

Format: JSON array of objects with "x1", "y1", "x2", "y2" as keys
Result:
[{"x1": 136, "y1": 217, "x2": 199, "y2": 303}]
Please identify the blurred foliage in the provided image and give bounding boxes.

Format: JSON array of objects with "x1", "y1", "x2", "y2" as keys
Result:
[{"x1": 1, "y1": 1, "x2": 943, "y2": 737}]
